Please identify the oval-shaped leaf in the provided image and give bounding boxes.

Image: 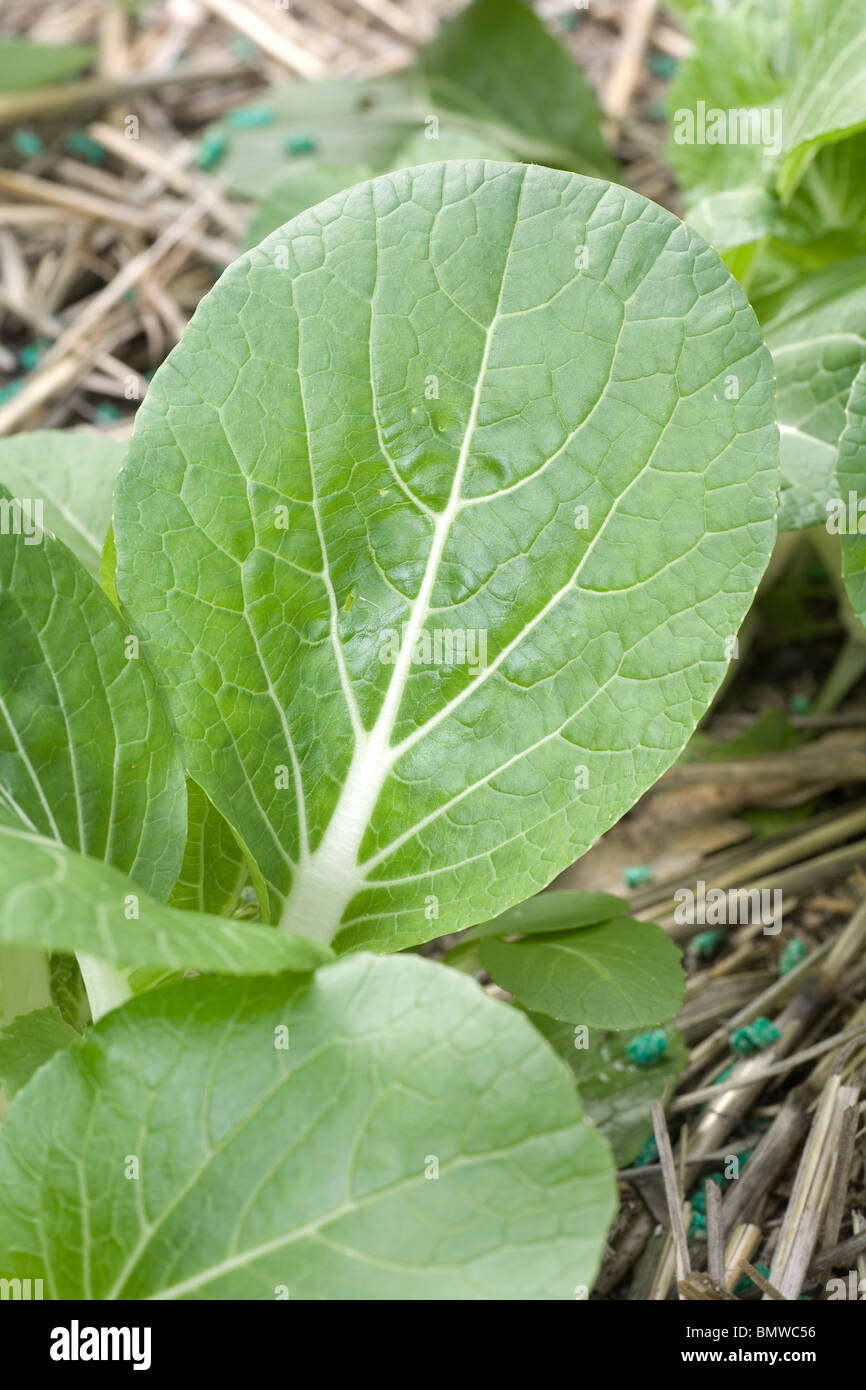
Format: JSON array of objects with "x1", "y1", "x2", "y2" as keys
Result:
[
  {"x1": 0, "y1": 490, "x2": 185, "y2": 898},
  {"x1": 479, "y1": 918, "x2": 685, "y2": 1029},
  {"x1": 0, "y1": 824, "x2": 329, "y2": 976},
  {"x1": 114, "y1": 161, "x2": 777, "y2": 949},
  {"x1": 0, "y1": 954, "x2": 616, "y2": 1299}
]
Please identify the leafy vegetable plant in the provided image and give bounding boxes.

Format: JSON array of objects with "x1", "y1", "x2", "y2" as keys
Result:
[
  {"x1": 0, "y1": 159, "x2": 777, "y2": 1299},
  {"x1": 668, "y1": 0, "x2": 866, "y2": 534}
]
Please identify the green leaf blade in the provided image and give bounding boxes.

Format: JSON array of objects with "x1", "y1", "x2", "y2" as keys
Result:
[
  {"x1": 0, "y1": 431, "x2": 125, "y2": 578},
  {"x1": 114, "y1": 161, "x2": 778, "y2": 949},
  {"x1": 836, "y1": 364, "x2": 866, "y2": 625},
  {"x1": 0, "y1": 1005, "x2": 79, "y2": 1101},
  {"x1": 169, "y1": 780, "x2": 248, "y2": 918},
  {"x1": 0, "y1": 824, "x2": 329, "y2": 978},
  {"x1": 0, "y1": 39, "x2": 96, "y2": 94},
  {"x1": 0, "y1": 495, "x2": 185, "y2": 898},
  {"x1": 419, "y1": 0, "x2": 615, "y2": 177},
  {"x1": 463, "y1": 889, "x2": 630, "y2": 942},
  {"x1": 479, "y1": 918, "x2": 686, "y2": 1030},
  {"x1": 0, "y1": 955, "x2": 616, "y2": 1299}
]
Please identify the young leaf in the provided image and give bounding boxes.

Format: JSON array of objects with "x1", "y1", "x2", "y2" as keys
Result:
[
  {"x1": 444, "y1": 889, "x2": 629, "y2": 974},
  {"x1": 479, "y1": 919, "x2": 685, "y2": 1030},
  {"x1": 0, "y1": 1005, "x2": 79, "y2": 1101},
  {"x1": 0, "y1": 824, "x2": 329, "y2": 976},
  {"x1": 774, "y1": 132, "x2": 866, "y2": 263},
  {"x1": 114, "y1": 162, "x2": 778, "y2": 949},
  {"x1": 48, "y1": 952, "x2": 90, "y2": 1029},
  {"x1": 0, "y1": 955, "x2": 616, "y2": 1299},
  {"x1": 462, "y1": 889, "x2": 630, "y2": 942},
  {"x1": 526, "y1": 1012, "x2": 689, "y2": 1166},
  {"x1": 0, "y1": 431, "x2": 125, "y2": 577},
  {"x1": 0, "y1": 488, "x2": 185, "y2": 899},
  {"x1": 169, "y1": 780, "x2": 248, "y2": 918},
  {"x1": 836, "y1": 364, "x2": 866, "y2": 627}
]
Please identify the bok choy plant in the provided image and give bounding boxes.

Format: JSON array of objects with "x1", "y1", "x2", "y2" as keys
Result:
[{"x1": 0, "y1": 160, "x2": 778, "y2": 1299}]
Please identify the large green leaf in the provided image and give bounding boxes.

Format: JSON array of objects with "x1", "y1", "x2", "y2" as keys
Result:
[
  {"x1": 758, "y1": 257, "x2": 866, "y2": 530},
  {"x1": 114, "y1": 161, "x2": 778, "y2": 950},
  {"x1": 479, "y1": 918, "x2": 685, "y2": 1030},
  {"x1": 169, "y1": 780, "x2": 248, "y2": 918},
  {"x1": 0, "y1": 490, "x2": 185, "y2": 898},
  {"x1": 0, "y1": 824, "x2": 329, "y2": 976},
  {"x1": 0, "y1": 431, "x2": 125, "y2": 577},
  {"x1": 0, "y1": 955, "x2": 616, "y2": 1299},
  {"x1": 836, "y1": 364, "x2": 866, "y2": 627},
  {"x1": 526, "y1": 1013, "x2": 689, "y2": 1166}
]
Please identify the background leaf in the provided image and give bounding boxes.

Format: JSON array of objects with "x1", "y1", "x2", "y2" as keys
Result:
[
  {"x1": 479, "y1": 918, "x2": 685, "y2": 1029},
  {"x1": 419, "y1": 0, "x2": 615, "y2": 178},
  {"x1": 526, "y1": 1012, "x2": 689, "y2": 1166},
  {"x1": 169, "y1": 780, "x2": 248, "y2": 917},
  {"x1": 114, "y1": 162, "x2": 777, "y2": 949},
  {"x1": 779, "y1": 0, "x2": 866, "y2": 196},
  {"x1": 665, "y1": 3, "x2": 789, "y2": 210},
  {"x1": 0, "y1": 1005, "x2": 79, "y2": 1101},
  {"x1": 208, "y1": 78, "x2": 420, "y2": 200},
  {"x1": 758, "y1": 258, "x2": 866, "y2": 530},
  {"x1": 209, "y1": 0, "x2": 613, "y2": 203},
  {"x1": 0, "y1": 954, "x2": 616, "y2": 1300},
  {"x1": 0, "y1": 431, "x2": 125, "y2": 577},
  {"x1": 0, "y1": 490, "x2": 185, "y2": 899},
  {"x1": 837, "y1": 363, "x2": 866, "y2": 627},
  {"x1": 0, "y1": 39, "x2": 96, "y2": 94}
]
